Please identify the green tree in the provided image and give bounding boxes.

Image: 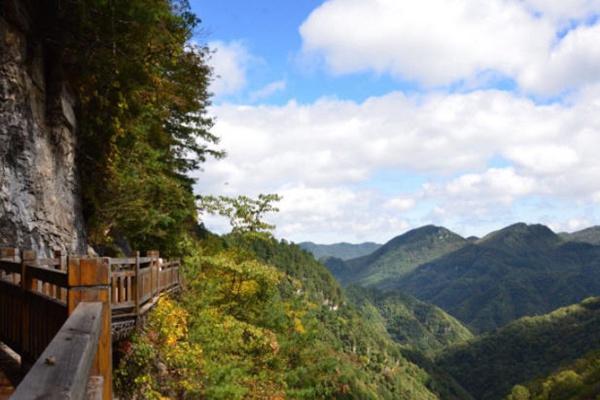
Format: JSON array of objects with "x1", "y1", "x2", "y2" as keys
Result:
[
  {"x1": 199, "y1": 194, "x2": 282, "y2": 234},
  {"x1": 507, "y1": 385, "x2": 530, "y2": 400},
  {"x1": 54, "y1": 0, "x2": 223, "y2": 254}
]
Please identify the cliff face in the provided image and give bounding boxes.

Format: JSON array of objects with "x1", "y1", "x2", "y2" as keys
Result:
[{"x1": 0, "y1": 1, "x2": 86, "y2": 255}]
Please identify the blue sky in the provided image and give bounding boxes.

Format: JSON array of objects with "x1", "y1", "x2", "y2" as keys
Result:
[{"x1": 190, "y1": 0, "x2": 600, "y2": 243}]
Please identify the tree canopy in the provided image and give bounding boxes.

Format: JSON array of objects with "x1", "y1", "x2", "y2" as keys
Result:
[{"x1": 54, "y1": 0, "x2": 222, "y2": 254}]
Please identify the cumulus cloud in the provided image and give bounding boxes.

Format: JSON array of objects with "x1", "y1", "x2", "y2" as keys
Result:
[
  {"x1": 194, "y1": 88, "x2": 600, "y2": 241},
  {"x1": 273, "y1": 185, "x2": 411, "y2": 243},
  {"x1": 504, "y1": 145, "x2": 580, "y2": 175},
  {"x1": 385, "y1": 197, "x2": 416, "y2": 212},
  {"x1": 208, "y1": 41, "x2": 251, "y2": 96},
  {"x1": 299, "y1": 0, "x2": 600, "y2": 95}
]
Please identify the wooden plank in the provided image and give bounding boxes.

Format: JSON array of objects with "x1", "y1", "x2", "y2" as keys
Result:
[
  {"x1": 23, "y1": 292, "x2": 68, "y2": 362},
  {"x1": 26, "y1": 259, "x2": 61, "y2": 268},
  {"x1": 119, "y1": 277, "x2": 125, "y2": 305},
  {"x1": 67, "y1": 258, "x2": 112, "y2": 400},
  {"x1": 134, "y1": 253, "x2": 141, "y2": 318},
  {"x1": 26, "y1": 266, "x2": 68, "y2": 288},
  {"x1": 68, "y1": 258, "x2": 110, "y2": 287},
  {"x1": 111, "y1": 270, "x2": 135, "y2": 278},
  {"x1": 11, "y1": 302, "x2": 103, "y2": 400},
  {"x1": 0, "y1": 249, "x2": 17, "y2": 259},
  {"x1": 0, "y1": 280, "x2": 22, "y2": 355},
  {"x1": 108, "y1": 258, "x2": 136, "y2": 266},
  {"x1": 110, "y1": 302, "x2": 135, "y2": 310},
  {"x1": 20, "y1": 250, "x2": 36, "y2": 366},
  {"x1": 137, "y1": 257, "x2": 153, "y2": 265}
]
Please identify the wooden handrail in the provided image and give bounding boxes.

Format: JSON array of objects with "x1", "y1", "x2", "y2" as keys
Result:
[
  {"x1": 0, "y1": 247, "x2": 181, "y2": 399},
  {"x1": 10, "y1": 302, "x2": 104, "y2": 400}
]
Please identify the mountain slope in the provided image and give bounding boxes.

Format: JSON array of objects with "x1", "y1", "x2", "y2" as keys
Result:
[
  {"x1": 118, "y1": 233, "x2": 461, "y2": 399},
  {"x1": 506, "y1": 348, "x2": 600, "y2": 400},
  {"x1": 222, "y1": 234, "x2": 468, "y2": 399},
  {"x1": 437, "y1": 297, "x2": 600, "y2": 400},
  {"x1": 560, "y1": 226, "x2": 600, "y2": 245},
  {"x1": 326, "y1": 225, "x2": 468, "y2": 287},
  {"x1": 298, "y1": 241, "x2": 381, "y2": 260},
  {"x1": 386, "y1": 223, "x2": 600, "y2": 331},
  {"x1": 346, "y1": 286, "x2": 473, "y2": 354}
]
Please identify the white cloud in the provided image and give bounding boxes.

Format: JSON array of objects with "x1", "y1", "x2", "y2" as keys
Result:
[
  {"x1": 272, "y1": 185, "x2": 410, "y2": 243},
  {"x1": 385, "y1": 197, "x2": 416, "y2": 212},
  {"x1": 520, "y1": 24, "x2": 600, "y2": 94},
  {"x1": 250, "y1": 80, "x2": 287, "y2": 101},
  {"x1": 208, "y1": 41, "x2": 251, "y2": 96},
  {"x1": 522, "y1": 0, "x2": 600, "y2": 22},
  {"x1": 196, "y1": 89, "x2": 600, "y2": 241},
  {"x1": 299, "y1": 0, "x2": 600, "y2": 95},
  {"x1": 504, "y1": 145, "x2": 580, "y2": 175},
  {"x1": 440, "y1": 168, "x2": 536, "y2": 201},
  {"x1": 421, "y1": 168, "x2": 539, "y2": 222}
]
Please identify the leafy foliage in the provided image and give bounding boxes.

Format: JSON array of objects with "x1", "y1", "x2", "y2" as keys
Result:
[
  {"x1": 54, "y1": 0, "x2": 221, "y2": 254},
  {"x1": 506, "y1": 349, "x2": 600, "y2": 400},
  {"x1": 115, "y1": 233, "x2": 468, "y2": 399},
  {"x1": 115, "y1": 298, "x2": 204, "y2": 399},
  {"x1": 199, "y1": 194, "x2": 282, "y2": 234},
  {"x1": 437, "y1": 297, "x2": 600, "y2": 400}
]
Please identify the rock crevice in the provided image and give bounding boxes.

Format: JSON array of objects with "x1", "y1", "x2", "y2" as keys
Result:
[{"x1": 0, "y1": 0, "x2": 86, "y2": 255}]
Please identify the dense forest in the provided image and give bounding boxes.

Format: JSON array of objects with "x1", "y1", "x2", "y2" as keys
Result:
[
  {"x1": 115, "y1": 232, "x2": 468, "y2": 399},
  {"x1": 327, "y1": 223, "x2": 600, "y2": 332},
  {"x1": 24, "y1": 1, "x2": 600, "y2": 399}
]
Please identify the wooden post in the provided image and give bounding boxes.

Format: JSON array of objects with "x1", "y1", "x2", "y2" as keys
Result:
[
  {"x1": 148, "y1": 250, "x2": 159, "y2": 298},
  {"x1": 67, "y1": 257, "x2": 113, "y2": 400},
  {"x1": 20, "y1": 250, "x2": 36, "y2": 365},
  {"x1": 134, "y1": 251, "x2": 141, "y2": 319}
]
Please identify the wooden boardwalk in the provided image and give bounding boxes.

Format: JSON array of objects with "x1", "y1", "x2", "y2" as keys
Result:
[{"x1": 0, "y1": 249, "x2": 181, "y2": 400}]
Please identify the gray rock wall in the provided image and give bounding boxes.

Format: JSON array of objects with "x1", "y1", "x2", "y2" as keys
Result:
[{"x1": 0, "y1": 1, "x2": 86, "y2": 255}]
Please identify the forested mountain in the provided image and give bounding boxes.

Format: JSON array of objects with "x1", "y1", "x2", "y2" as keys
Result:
[
  {"x1": 298, "y1": 241, "x2": 381, "y2": 261},
  {"x1": 382, "y1": 223, "x2": 600, "y2": 332},
  {"x1": 560, "y1": 226, "x2": 600, "y2": 245},
  {"x1": 437, "y1": 297, "x2": 600, "y2": 400},
  {"x1": 506, "y1": 348, "x2": 600, "y2": 400},
  {"x1": 116, "y1": 232, "x2": 470, "y2": 399},
  {"x1": 346, "y1": 286, "x2": 473, "y2": 354},
  {"x1": 325, "y1": 226, "x2": 468, "y2": 287}
]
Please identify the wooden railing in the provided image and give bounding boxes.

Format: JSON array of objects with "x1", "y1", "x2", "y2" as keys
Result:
[
  {"x1": 10, "y1": 302, "x2": 105, "y2": 400},
  {"x1": 0, "y1": 248, "x2": 181, "y2": 400}
]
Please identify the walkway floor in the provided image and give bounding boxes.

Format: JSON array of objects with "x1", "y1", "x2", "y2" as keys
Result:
[{"x1": 0, "y1": 343, "x2": 21, "y2": 399}]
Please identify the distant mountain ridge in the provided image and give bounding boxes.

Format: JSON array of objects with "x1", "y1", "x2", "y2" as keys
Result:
[
  {"x1": 387, "y1": 223, "x2": 600, "y2": 331},
  {"x1": 298, "y1": 241, "x2": 381, "y2": 260},
  {"x1": 325, "y1": 225, "x2": 467, "y2": 287},
  {"x1": 322, "y1": 223, "x2": 600, "y2": 332},
  {"x1": 560, "y1": 226, "x2": 600, "y2": 245}
]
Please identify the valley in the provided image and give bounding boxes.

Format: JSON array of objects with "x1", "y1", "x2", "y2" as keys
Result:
[{"x1": 310, "y1": 223, "x2": 600, "y2": 399}]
